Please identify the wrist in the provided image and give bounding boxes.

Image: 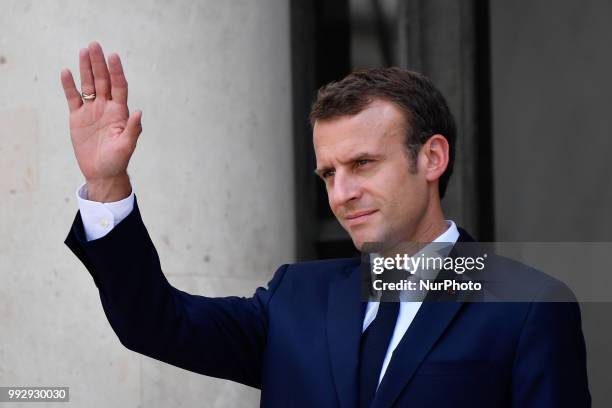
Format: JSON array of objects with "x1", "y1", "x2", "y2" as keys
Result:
[{"x1": 85, "y1": 173, "x2": 132, "y2": 203}]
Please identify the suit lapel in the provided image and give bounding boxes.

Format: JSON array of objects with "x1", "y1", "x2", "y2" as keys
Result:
[
  {"x1": 326, "y1": 229, "x2": 475, "y2": 408},
  {"x1": 370, "y1": 229, "x2": 474, "y2": 408},
  {"x1": 370, "y1": 301, "x2": 464, "y2": 408},
  {"x1": 327, "y1": 262, "x2": 363, "y2": 408}
]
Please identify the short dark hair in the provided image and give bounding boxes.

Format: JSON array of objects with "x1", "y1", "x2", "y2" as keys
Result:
[{"x1": 309, "y1": 67, "x2": 456, "y2": 199}]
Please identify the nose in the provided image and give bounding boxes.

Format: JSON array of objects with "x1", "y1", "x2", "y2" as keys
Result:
[{"x1": 328, "y1": 171, "x2": 362, "y2": 208}]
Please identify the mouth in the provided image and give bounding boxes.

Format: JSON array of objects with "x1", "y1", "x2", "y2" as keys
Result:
[{"x1": 344, "y1": 210, "x2": 378, "y2": 227}]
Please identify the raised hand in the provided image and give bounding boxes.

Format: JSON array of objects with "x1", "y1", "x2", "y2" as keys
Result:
[{"x1": 61, "y1": 42, "x2": 142, "y2": 202}]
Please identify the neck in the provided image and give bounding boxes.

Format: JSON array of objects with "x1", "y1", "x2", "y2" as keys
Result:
[
  {"x1": 380, "y1": 192, "x2": 447, "y2": 257},
  {"x1": 412, "y1": 201, "x2": 447, "y2": 243}
]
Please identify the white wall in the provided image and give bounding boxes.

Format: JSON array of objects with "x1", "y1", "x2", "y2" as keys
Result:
[{"x1": 0, "y1": 1, "x2": 294, "y2": 406}]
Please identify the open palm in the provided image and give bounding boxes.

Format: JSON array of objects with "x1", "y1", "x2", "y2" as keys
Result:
[{"x1": 61, "y1": 42, "x2": 142, "y2": 183}]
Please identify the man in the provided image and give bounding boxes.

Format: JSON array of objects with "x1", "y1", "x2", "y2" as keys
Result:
[{"x1": 62, "y1": 42, "x2": 591, "y2": 407}]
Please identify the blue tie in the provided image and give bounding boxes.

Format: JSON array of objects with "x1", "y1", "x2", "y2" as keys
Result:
[{"x1": 359, "y1": 301, "x2": 400, "y2": 407}]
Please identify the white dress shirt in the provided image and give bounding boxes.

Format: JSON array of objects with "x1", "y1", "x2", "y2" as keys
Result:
[
  {"x1": 362, "y1": 220, "x2": 460, "y2": 386},
  {"x1": 75, "y1": 183, "x2": 135, "y2": 242},
  {"x1": 74, "y1": 183, "x2": 459, "y2": 386}
]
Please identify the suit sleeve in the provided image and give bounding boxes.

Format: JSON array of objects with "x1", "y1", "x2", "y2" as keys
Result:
[
  {"x1": 511, "y1": 283, "x2": 591, "y2": 407},
  {"x1": 64, "y1": 197, "x2": 288, "y2": 389}
]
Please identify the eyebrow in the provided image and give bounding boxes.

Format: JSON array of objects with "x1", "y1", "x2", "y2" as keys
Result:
[{"x1": 314, "y1": 152, "x2": 383, "y2": 178}]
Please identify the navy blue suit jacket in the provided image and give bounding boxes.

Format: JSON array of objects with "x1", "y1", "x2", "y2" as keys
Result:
[{"x1": 65, "y1": 199, "x2": 591, "y2": 407}]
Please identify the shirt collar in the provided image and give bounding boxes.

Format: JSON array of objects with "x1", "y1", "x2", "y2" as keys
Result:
[{"x1": 434, "y1": 220, "x2": 460, "y2": 244}]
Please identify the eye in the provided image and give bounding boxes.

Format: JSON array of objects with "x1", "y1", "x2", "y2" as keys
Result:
[
  {"x1": 322, "y1": 170, "x2": 335, "y2": 179},
  {"x1": 356, "y1": 159, "x2": 370, "y2": 167}
]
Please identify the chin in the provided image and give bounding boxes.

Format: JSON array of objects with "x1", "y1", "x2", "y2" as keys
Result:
[
  {"x1": 349, "y1": 230, "x2": 386, "y2": 253},
  {"x1": 355, "y1": 231, "x2": 411, "y2": 254}
]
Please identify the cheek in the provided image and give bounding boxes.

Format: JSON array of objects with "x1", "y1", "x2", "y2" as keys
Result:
[
  {"x1": 375, "y1": 174, "x2": 416, "y2": 202},
  {"x1": 381, "y1": 175, "x2": 426, "y2": 212},
  {"x1": 327, "y1": 192, "x2": 337, "y2": 212},
  {"x1": 328, "y1": 195, "x2": 344, "y2": 221}
]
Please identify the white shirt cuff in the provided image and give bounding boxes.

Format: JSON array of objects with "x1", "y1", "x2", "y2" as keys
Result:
[{"x1": 76, "y1": 182, "x2": 135, "y2": 242}]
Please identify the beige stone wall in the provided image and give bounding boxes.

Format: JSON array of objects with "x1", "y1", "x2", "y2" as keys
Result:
[{"x1": 0, "y1": 1, "x2": 294, "y2": 406}]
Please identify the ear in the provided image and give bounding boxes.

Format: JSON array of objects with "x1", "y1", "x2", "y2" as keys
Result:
[{"x1": 419, "y1": 134, "x2": 449, "y2": 183}]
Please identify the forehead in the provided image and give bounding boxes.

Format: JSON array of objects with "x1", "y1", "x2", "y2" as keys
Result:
[{"x1": 313, "y1": 100, "x2": 407, "y2": 158}]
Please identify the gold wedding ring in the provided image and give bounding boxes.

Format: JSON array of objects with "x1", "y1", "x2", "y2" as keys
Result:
[{"x1": 82, "y1": 92, "x2": 96, "y2": 101}]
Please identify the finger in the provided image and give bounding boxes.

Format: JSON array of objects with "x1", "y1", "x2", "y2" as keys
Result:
[
  {"x1": 108, "y1": 53, "x2": 128, "y2": 104},
  {"x1": 79, "y1": 48, "x2": 95, "y2": 100},
  {"x1": 123, "y1": 110, "x2": 143, "y2": 144},
  {"x1": 60, "y1": 69, "x2": 83, "y2": 112},
  {"x1": 88, "y1": 41, "x2": 111, "y2": 99}
]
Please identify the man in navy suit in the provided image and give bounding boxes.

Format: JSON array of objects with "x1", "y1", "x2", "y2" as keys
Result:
[{"x1": 62, "y1": 42, "x2": 591, "y2": 407}]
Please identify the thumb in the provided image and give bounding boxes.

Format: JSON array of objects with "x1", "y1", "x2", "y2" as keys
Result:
[{"x1": 124, "y1": 110, "x2": 143, "y2": 141}]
